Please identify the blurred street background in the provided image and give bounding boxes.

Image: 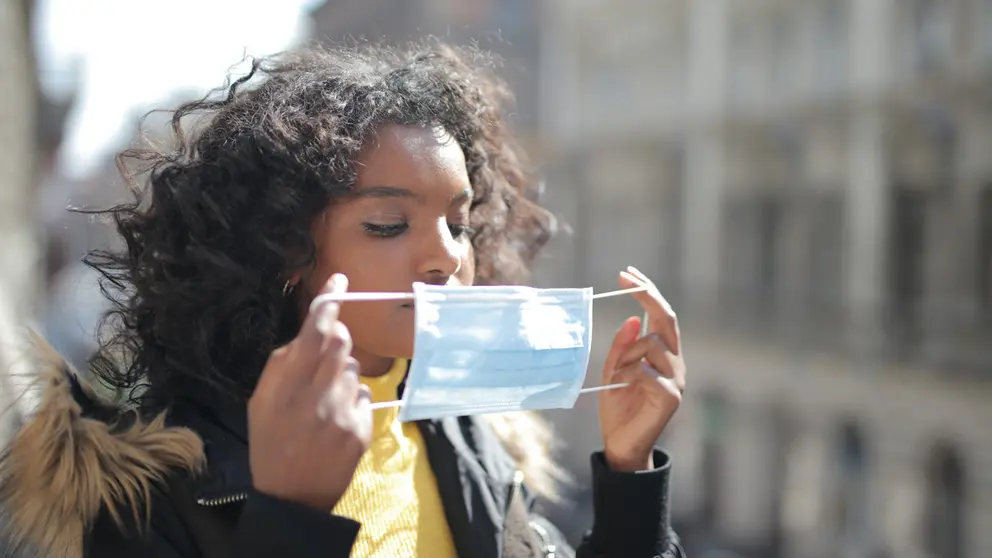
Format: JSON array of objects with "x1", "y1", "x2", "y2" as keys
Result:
[{"x1": 2, "y1": 0, "x2": 991, "y2": 556}]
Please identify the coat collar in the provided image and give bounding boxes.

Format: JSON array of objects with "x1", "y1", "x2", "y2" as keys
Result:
[{"x1": 167, "y1": 390, "x2": 251, "y2": 503}]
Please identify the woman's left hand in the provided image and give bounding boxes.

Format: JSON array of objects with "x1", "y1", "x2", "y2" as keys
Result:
[{"x1": 599, "y1": 266, "x2": 687, "y2": 472}]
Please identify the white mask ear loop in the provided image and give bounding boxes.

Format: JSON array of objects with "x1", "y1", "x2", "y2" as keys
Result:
[
  {"x1": 310, "y1": 284, "x2": 649, "y2": 309},
  {"x1": 570, "y1": 310, "x2": 649, "y2": 398},
  {"x1": 310, "y1": 285, "x2": 652, "y2": 411}
]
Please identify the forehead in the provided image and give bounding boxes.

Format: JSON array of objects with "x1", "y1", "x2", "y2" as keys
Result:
[{"x1": 355, "y1": 125, "x2": 468, "y2": 188}]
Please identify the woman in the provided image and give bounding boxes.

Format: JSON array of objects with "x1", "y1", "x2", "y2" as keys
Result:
[{"x1": 0, "y1": 41, "x2": 687, "y2": 558}]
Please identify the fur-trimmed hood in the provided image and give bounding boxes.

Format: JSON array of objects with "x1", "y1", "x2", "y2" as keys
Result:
[{"x1": 0, "y1": 335, "x2": 204, "y2": 558}]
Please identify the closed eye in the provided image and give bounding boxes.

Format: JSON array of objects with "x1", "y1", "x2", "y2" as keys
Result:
[{"x1": 363, "y1": 222, "x2": 409, "y2": 238}]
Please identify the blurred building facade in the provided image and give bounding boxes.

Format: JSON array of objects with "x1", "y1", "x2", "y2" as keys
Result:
[
  {"x1": 540, "y1": 1, "x2": 992, "y2": 557},
  {"x1": 0, "y1": 0, "x2": 39, "y2": 469},
  {"x1": 0, "y1": 0, "x2": 41, "y2": 317},
  {"x1": 0, "y1": 0, "x2": 67, "y2": 447},
  {"x1": 308, "y1": 0, "x2": 542, "y2": 146},
  {"x1": 1, "y1": 0, "x2": 78, "y2": 446},
  {"x1": 0, "y1": 15, "x2": 71, "y2": 558}
]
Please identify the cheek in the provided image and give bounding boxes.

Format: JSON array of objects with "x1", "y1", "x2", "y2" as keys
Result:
[
  {"x1": 309, "y1": 227, "x2": 406, "y2": 293},
  {"x1": 338, "y1": 300, "x2": 416, "y2": 359},
  {"x1": 337, "y1": 301, "x2": 393, "y2": 335},
  {"x1": 459, "y1": 244, "x2": 476, "y2": 285},
  {"x1": 304, "y1": 214, "x2": 337, "y2": 294}
]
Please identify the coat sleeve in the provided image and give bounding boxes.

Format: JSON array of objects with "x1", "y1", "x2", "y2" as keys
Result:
[
  {"x1": 85, "y1": 489, "x2": 361, "y2": 558},
  {"x1": 527, "y1": 449, "x2": 685, "y2": 558}
]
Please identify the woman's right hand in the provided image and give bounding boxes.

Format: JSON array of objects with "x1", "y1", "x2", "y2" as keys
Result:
[{"x1": 247, "y1": 273, "x2": 371, "y2": 511}]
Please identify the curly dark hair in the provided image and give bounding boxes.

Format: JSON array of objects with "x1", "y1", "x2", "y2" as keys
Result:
[{"x1": 84, "y1": 40, "x2": 557, "y2": 411}]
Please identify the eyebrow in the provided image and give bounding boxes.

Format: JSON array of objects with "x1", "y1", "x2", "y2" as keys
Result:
[
  {"x1": 353, "y1": 186, "x2": 474, "y2": 205},
  {"x1": 352, "y1": 186, "x2": 423, "y2": 201}
]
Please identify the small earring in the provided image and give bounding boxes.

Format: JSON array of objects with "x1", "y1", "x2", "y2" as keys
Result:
[{"x1": 282, "y1": 280, "x2": 295, "y2": 298}]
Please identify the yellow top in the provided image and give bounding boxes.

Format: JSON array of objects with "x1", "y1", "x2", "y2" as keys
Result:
[{"x1": 332, "y1": 358, "x2": 458, "y2": 558}]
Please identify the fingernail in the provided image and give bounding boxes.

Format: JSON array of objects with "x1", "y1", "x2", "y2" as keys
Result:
[
  {"x1": 356, "y1": 385, "x2": 372, "y2": 402},
  {"x1": 343, "y1": 360, "x2": 360, "y2": 380},
  {"x1": 329, "y1": 273, "x2": 347, "y2": 292}
]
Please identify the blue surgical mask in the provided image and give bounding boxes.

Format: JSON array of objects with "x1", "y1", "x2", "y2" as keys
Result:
[{"x1": 397, "y1": 282, "x2": 593, "y2": 422}]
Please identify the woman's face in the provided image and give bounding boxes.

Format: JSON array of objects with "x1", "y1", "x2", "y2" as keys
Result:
[{"x1": 300, "y1": 124, "x2": 477, "y2": 373}]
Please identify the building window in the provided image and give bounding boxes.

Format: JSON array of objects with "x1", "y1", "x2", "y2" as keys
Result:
[
  {"x1": 835, "y1": 422, "x2": 870, "y2": 552},
  {"x1": 756, "y1": 197, "x2": 784, "y2": 316},
  {"x1": 978, "y1": 188, "x2": 992, "y2": 326},
  {"x1": 925, "y1": 442, "x2": 965, "y2": 558},
  {"x1": 889, "y1": 188, "x2": 928, "y2": 349},
  {"x1": 766, "y1": 405, "x2": 794, "y2": 555},
  {"x1": 700, "y1": 393, "x2": 731, "y2": 530},
  {"x1": 658, "y1": 150, "x2": 685, "y2": 306},
  {"x1": 768, "y1": 14, "x2": 795, "y2": 98},
  {"x1": 913, "y1": 0, "x2": 953, "y2": 73},
  {"x1": 722, "y1": 195, "x2": 783, "y2": 326},
  {"x1": 806, "y1": 193, "x2": 845, "y2": 335},
  {"x1": 982, "y1": 0, "x2": 992, "y2": 59},
  {"x1": 729, "y1": 18, "x2": 759, "y2": 108},
  {"x1": 816, "y1": 0, "x2": 849, "y2": 95}
]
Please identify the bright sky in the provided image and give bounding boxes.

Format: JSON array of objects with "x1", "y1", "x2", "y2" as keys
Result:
[{"x1": 36, "y1": 0, "x2": 322, "y2": 178}]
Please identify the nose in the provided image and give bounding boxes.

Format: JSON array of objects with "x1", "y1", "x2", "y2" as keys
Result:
[{"x1": 416, "y1": 220, "x2": 464, "y2": 284}]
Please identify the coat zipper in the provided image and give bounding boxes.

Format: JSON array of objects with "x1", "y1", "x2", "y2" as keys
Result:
[
  {"x1": 501, "y1": 470, "x2": 524, "y2": 558},
  {"x1": 503, "y1": 470, "x2": 556, "y2": 558},
  {"x1": 504, "y1": 469, "x2": 525, "y2": 517},
  {"x1": 528, "y1": 521, "x2": 556, "y2": 558},
  {"x1": 196, "y1": 493, "x2": 248, "y2": 506}
]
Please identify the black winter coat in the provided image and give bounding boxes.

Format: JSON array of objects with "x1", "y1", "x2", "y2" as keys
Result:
[{"x1": 0, "y1": 345, "x2": 684, "y2": 558}]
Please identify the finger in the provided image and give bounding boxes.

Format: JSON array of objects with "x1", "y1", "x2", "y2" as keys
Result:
[
  {"x1": 330, "y1": 360, "x2": 360, "y2": 403},
  {"x1": 612, "y1": 360, "x2": 662, "y2": 389},
  {"x1": 618, "y1": 269, "x2": 681, "y2": 355},
  {"x1": 316, "y1": 359, "x2": 360, "y2": 422},
  {"x1": 312, "y1": 336, "x2": 360, "y2": 391},
  {"x1": 625, "y1": 265, "x2": 652, "y2": 284},
  {"x1": 615, "y1": 334, "x2": 676, "y2": 378},
  {"x1": 352, "y1": 386, "x2": 373, "y2": 445},
  {"x1": 292, "y1": 274, "x2": 348, "y2": 379},
  {"x1": 311, "y1": 323, "x2": 354, "y2": 390},
  {"x1": 621, "y1": 266, "x2": 676, "y2": 319},
  {"x1": 602, "y1": 316, "x2": 641, "y2": 384},
  {"x1": 613, "y1": 360, "x2": 682, "y2": 401}
]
